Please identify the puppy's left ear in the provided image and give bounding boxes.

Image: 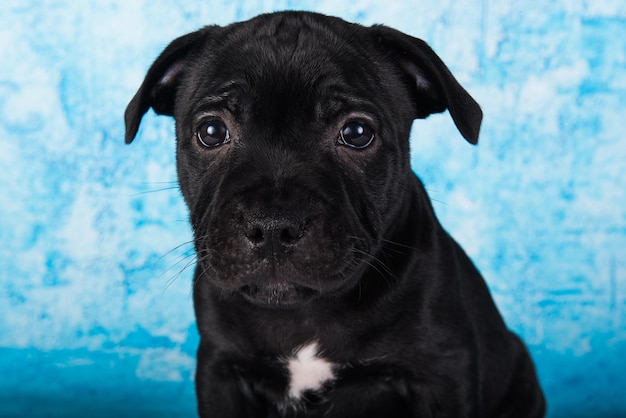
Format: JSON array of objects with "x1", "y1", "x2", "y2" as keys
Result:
[
  {"x1": 372, "y1": 26, "x2": 482, "y2": 144},
  {"x1": 124, "y1": 27, "x2": 214, "y2": 144}
]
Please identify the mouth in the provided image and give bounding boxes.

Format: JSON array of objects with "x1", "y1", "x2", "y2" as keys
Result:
[{"x1": 239, "y1": 282, "x2": 320, "y2": 308}]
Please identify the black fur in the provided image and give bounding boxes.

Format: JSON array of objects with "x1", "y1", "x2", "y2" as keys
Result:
[{"x1": 125, "y1": 11, "x2": 545, "y2": 418}]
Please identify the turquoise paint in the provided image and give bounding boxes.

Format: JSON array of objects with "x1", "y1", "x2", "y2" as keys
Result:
[{"x1": 1, "y1": 1, "x2": 625, "y2": 416}]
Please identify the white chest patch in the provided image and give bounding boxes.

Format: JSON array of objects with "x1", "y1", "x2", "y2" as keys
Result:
[{"x1": 286, "y1": 341, "x2": 335, "y2": 400}]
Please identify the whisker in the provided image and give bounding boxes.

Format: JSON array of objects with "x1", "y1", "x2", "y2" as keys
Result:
[
  {"x1": 156, "y1": 238, "x2": 201, "y2": 294},
  {"x1": 161, "y1": 251, "x2": 196, "y2": 278},
  {"x1": 130, "y1": 181, "x2": 180, "y2": 196},
  {"x1": 132, "y1": 186, "x2": 181, "y2": 196},
  {"x1": 156, "y1": 239, "x2": 196, "y2": 265},
  {"x1": 191, "y1": 253, "x2": 217, "y2": 296},
  {"x1": 380, "y1": 238, "x2": 418, "y2": 255},
  {"x1": 163, "y1": 256, "x2": 198, "y2": 294},
  {"x1": 351, "y1": 248, "x2": 395, "y2": 278}
]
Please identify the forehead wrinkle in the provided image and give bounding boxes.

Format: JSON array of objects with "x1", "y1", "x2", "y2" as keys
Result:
[
  {"x1": 187, "y1": 77, "x2": 250, "y2": 119},
  {"x1": 200, "y1": 19, "x2": 386, "y2": 134}
]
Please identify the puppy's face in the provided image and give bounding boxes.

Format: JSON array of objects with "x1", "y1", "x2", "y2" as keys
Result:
[
  {"x1": 176, "y1": 17, "x2": 416, "y2": 307},
  {"x1": 124, "y1": 12, "x2": 481, "y2": 307}
]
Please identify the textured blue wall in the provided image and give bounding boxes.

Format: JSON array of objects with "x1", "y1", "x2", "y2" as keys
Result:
[{"x1": 1, "y1": 1, "x2": 624, "y2": 417}]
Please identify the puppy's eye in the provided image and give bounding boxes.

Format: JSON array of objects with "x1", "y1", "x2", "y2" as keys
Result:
[
  {"x1": 196, "y1": 119, "x2": 230, "y2": 148},
  {"x1": 338, "y1": 121, "x2": 374, "y2": 149}
]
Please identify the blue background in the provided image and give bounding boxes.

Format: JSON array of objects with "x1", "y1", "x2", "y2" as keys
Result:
[{"x1": 1, "y1": 1, "x2": 625, "y2": 417}]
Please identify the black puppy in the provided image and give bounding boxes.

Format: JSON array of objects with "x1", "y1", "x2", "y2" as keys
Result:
[{"x1": 125, "y1": 11, "x2": 545, "y2": 418}]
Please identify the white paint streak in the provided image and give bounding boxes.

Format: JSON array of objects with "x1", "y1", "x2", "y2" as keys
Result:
[{"x1": 287, "y1": 342, "x2": 335, "y2": 399}]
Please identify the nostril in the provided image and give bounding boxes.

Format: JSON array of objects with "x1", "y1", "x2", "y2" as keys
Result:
[
  {"x1": 245, "y1": 225, "x2": 265, "y2": 244},
  {"x1": 279, "y1": 226, "x2": 300, "y2": 245},
  {"x1": 243, "y1": 216, "x2": 306, "y2": 248}
]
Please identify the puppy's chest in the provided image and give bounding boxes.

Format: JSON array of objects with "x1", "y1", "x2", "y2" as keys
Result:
[
  {"x1": 284, "y1": 342, "x2": 336, "y2": 400},
  {"x1": 244, "y1": 341, "x2": 338, "y2": 407}
]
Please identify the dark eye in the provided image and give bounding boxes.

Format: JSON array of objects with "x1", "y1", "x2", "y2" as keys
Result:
[
  {"x1": 338, "y1": 121, "x2": 375, "y2": 149},
  {"x1": 196, "y1": 119, "x2": 230, "y2": 148}
]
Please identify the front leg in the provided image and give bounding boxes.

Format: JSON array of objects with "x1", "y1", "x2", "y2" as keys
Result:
[
  {"x1": 311, "y1": 366, "x2": 437, "y2": 418},
  {"x1": 196, "y1": 339, "x2": 296, "y2": 418},
  {"x1": 300, "y1": 362, "x2": 478, "y2": 418},
  {"x1": 309, "y1": 379, "x2": 421, "y2": 418},
  {"x1": 195, "y1": 341, "x2": 268, "y2": 418}
]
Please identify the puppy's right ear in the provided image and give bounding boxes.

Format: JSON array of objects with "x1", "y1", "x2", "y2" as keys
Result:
[
  {"x1": 124, "y1": 28, "x2": 210, "y2": 144},
  {"x1": 370, "y1": 26, "x2": 482, "y2": 145}
]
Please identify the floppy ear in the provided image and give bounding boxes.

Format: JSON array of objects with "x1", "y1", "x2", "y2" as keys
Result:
[
  {"x1": 124, "y1": 28, "x2": 211, "y2": 144},
  {"x1": 372, "y1": 26, "x2": 482, "y2": 144}
]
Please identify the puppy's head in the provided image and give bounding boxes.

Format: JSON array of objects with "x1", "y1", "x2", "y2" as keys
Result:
[{"x1": 125, "y1": 12, "x2": 481, "y2": 307}]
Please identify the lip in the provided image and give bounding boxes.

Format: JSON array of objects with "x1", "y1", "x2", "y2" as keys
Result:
[{"x1": 239, "y1": 282, "x2": 319, "y2": 308}]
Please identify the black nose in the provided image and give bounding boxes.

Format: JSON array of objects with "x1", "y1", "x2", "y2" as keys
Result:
[{"x1": 244, "y1": 216, "x2": 305, "y2": 251}]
